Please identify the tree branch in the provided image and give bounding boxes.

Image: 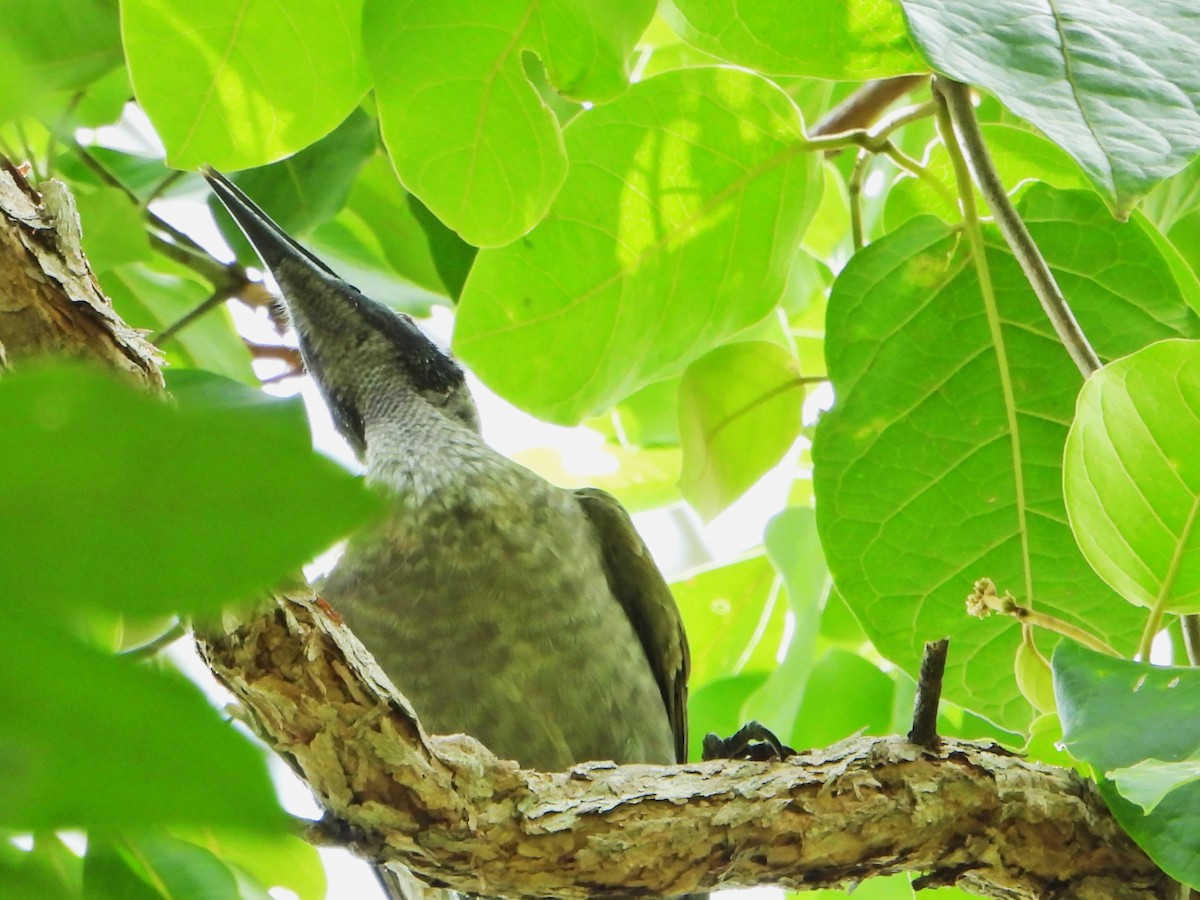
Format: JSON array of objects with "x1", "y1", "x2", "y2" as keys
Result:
[
  {"x1": 810, "y1": 75, "x2": 929, "y2": 138},
  {"x1": 932, "y1": 78, "x2": 1101, "y2": 378},
  {"x1": 0, "y1": 157, "x2": 162, "y2": 385},
  {"x1": 196, "y1": 592, "x2": 1171, "y2": 900}
]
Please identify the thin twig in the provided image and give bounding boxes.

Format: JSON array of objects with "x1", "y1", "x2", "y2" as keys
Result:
[
  {"x1": 148, "y1": 230, "x2": 245, "y2": 289},
  {"x1": 151, "y1": 286, "x2": 240, "y2": 345},
  {"x1": 933, "y1": 78, "x2": 1101, "y2": 378},
  {"x1": 73, "y1": 142, "x2": 253, "y2": 290},
  {"x1": 146, "y1": 169, "x2": 186, "y2": 205},
  {"x1": 121, "y1": 621, "x2": 187, "y2": 659},
  {"x1": 871, "y1": 100, "x2": 938, "y2": 140},
  {"x1": 847, "y1": 149, "x2": 870, "y2": 251},
  {"x1": 880, "y1": 143, "x2": 958, "y2": 209},
  {"x1": 811, "y1": 75, "x2": 929, "y2": 138},
  {"x1": 908, "y1": 639, "x2": 949, "y2": 748}
]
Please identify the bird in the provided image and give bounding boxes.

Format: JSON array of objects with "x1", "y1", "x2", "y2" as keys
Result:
[{"x1": 203, "y1": 165, "x2": 690, "y2": 785}]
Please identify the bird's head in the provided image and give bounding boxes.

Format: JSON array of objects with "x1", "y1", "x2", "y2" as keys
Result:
[{"x1": 203, "y1": 167, "x2": 480, "y2": 458}]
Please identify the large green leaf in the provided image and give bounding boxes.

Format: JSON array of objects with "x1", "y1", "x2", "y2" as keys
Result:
[
  {"x1": 900, "y1": 0, "x2": 1200, "y2": 216},
  {"x1": 123, "y1": 0, "x2": 370, "y2": 169},
  {"x1": 455, "y1": 66, "x2": 822, "y2": 423},
  {"x1": 661, "y1": 0, "x2": 924, "y2": 79},
  {"x1": 0, "y1": 834, "x2": 83, "y2": 900},
  {"x1": 815, "y1": 185, "x2": 1200, "y2": 731},
  {"x1": 0, "y1": 620, "x2": 282, "y2": 831},
  {"x1": 1064, "y1": 339, "x2": 1200, "y2": 613},
  {"x1": 742, "y1": 508, "x2": 830, "y2": 736},
  {"x1": 672, "y1": 554, "x2": 786, "y2": 690},
  {"x1": 1, "y1": 366, "x2": 377, "y2": 615},
  {"x1": 364, "y1": 0, "x2": 655, "y2": 247},
  {"x1": 0, "y1": 0, "x2": 121, "y2": 93},
  {"x1": 1108, "y1": 758, "x2": 1200, "y2": 815},
  {"x1": 790, "y1": 650, "x2": 896, "y2": 749},
  {"x1": 209, "y1": 108, "x2": 378, "y2": 249},
  {"x1": 678, "y1": 341, "x2": 805, "y2": 519},
  {"x1": 74, "y1": 186, "x2": 154, "y2": 274},
  {"x1": 172, "y1": 828, "x2": 326, "y2": 900},
  {"x1": 309, "y1": 154, "x2": 476, "y2": 304},
  {"x1": 1054, "y1": 641, "x2": 1200, "y2": 890}
]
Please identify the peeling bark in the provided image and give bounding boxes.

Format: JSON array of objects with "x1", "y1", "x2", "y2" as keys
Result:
[
  {"x1": 198, "y1": 593, "x2": 1175, "y2": 900},
  {"x1": 0, "y1": 159, "x2": 161, "y2": 384}
]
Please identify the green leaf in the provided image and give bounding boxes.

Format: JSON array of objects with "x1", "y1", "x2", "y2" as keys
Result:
[
  {"x1": 742, "y1": 508, "x2": 830, "y2": 735},
  {"x1": 171, "y1": 828, "x2": 326, "y2": 900},
  {"x1": 57, "y1": 148, "x2": 171, "y2": 203},
  {"x1": 1108, "y1": 758, "x2": 1200, "y2": 815},
  {"x1": 0, "y1": 620, "x2": 283, "y2": 831},
  {"x1": 1130, "y1": 211, "x2": 1200, "y2": 318},
  {"x1": 73, "y1": 66, "x2": 134, "y2": 129},
  {"x1": 672, "y1": 554, "x2": 785, "y2": 689},
  {"x1": 119, "y1": 836, "x2": 241, "y2": 900},
  {"x1": 122, "y1": 0, "x2": 370, "y2": 169},
  {"x1": 899, "y1": 0, "x2": 1200, "y2": 215},
  {"x1": 790, "y1": 650, "x2": 895, "y2": 749},
  {"x1": 83, "y1": 842, "x2": 161, "y2": 900},
  {"x1": 661, "y1": 0, "x2": 923, "y2": 79},
  {"x1": 1064, "y1": 339, "x2": 1200, "y2": 614},
  {"x1": 210, "y1": 109, "x2": 378, "y2": 250},
  {"x1": 1054, "y1": 640, "x2": 1200, "y2": 888},
  {"x1": 456, "y1": 66, "x2": 823, "y2": 423},
  {"x1": 1141, "y1": 155, "x2": 1200, "y2": 235},
  {"x1": 0, "y1": 365, "x2": 378, "y2": 615},
  {"x1": 364, "y1": 0, "x2": 656, "y2": 246},
  {"x1": 678, "y1": 341, "x2": 805, "y2": 519},
  {"x1": 0, "y1": 0, "x2": 121, "y2": 93},
  {"x1": 74, "y1": 187, "x2": 153, "y2": 274},
  {"x1": 815, "y1": 185, "x2": 1200, "y2": 731},
  {"x1": 605, "y1": 378, "x2": 682, "y2": 448},
  {"x1": 515, "y1": 443, "x2": 682, "y2": 513},
  {"x1": 309, "y1": 154, "x2": 476, "y2": 305},
  {"x1": 1013, "y1": 632, "x2": 1056, "y2": 714},
  {"x1": 0, "y1": 834, "x2": 83, "y2": 900}
]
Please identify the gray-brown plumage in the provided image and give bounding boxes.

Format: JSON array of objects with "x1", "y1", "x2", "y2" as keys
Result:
[{"x1": 203, "y1": 169, "x2": 690, "y2": 775}]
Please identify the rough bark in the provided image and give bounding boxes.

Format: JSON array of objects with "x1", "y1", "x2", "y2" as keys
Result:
[
  {"x1": 0, "y1": 159, "x2": 162, "y2": 385},
  {"x1": 197, "y1": 593, "x2": 1174, "y2": 900}
]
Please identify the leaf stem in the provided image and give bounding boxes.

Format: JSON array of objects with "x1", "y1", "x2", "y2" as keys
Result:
[
  {"x1": 121, "y1": 620, "x2": 187, "y2": 659},
  {"x1": 847, "y1": 149, "x2": 869, "y2": 251},
  {"x1": 934, "y1": 84, "x2": 1036, "y2": 610},
  {"x1": 933, "y1": 78, "x2": 1100, "y2": 378},
  {"x1": 881, "y1": 143, "x2": 958, "y2": 209},
  {"x1": 967, "y1": 579, "x2": 1119, "y2": 657}
]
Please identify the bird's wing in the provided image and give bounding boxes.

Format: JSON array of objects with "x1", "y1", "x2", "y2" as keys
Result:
[{"x1": 574, "y1": 487, "x2": 691, "y2": 764}]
